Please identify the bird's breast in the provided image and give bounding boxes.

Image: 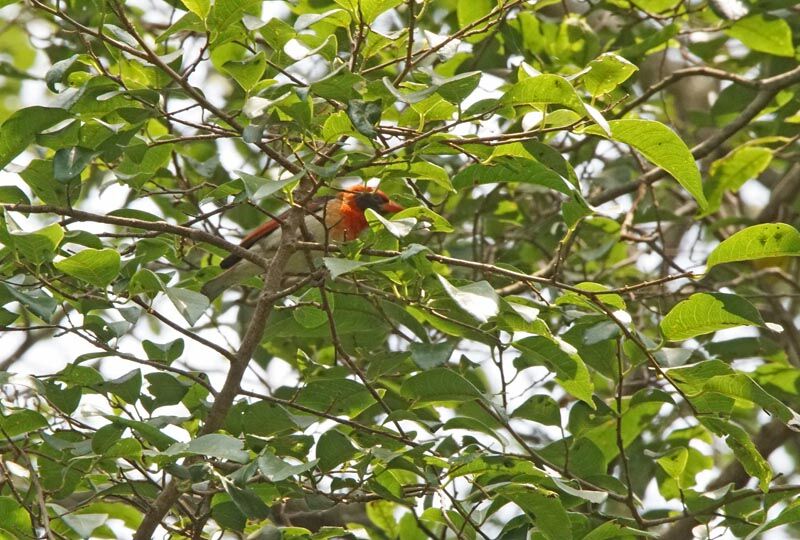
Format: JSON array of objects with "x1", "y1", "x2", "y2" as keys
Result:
[{"x1": 324, "y1": 200, "x2": 368, "y2": 242}]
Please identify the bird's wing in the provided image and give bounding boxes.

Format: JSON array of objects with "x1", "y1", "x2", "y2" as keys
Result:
[{"x1": 219, "y1": 197, "x2": 331, "y2": 269}]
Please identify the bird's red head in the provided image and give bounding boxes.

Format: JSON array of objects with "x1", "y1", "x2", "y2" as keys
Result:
[{"x1": 340, "y1": 185, "x2": 404, "y2": 215}]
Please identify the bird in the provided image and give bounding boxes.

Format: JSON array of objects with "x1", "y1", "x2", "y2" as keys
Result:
[{"x1": 201, "y1": 185, "x2": 404, "y2": 300}]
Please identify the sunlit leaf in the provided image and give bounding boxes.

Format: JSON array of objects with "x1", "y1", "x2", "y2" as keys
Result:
[
  {"x1": 661, "y1": 293, "x2": 764, "y2": 340},
  {"x1": 706, "y1": 223, "x2": 800, "y2": 271},
  {"x1": 55, "y1": 248, "x2": 121, "y2": 287}
]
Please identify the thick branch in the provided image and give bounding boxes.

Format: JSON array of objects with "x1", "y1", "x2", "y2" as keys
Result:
[{"x1": 132, "y1": 207, "x2": 304, "y2": 540}]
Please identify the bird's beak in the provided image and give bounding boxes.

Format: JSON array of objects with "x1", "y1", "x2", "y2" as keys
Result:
[{"x1": 381, "y1": 200, "x2": 404, "y2": 214}]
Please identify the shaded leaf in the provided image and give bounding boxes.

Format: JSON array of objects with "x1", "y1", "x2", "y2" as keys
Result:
[
  {"x1": 166, "y1": 287, "x2": 209, "y2": 325},
  {"x1": 0, "y1": 106, "x2": 71, "y2": 168},
  {"x1": 513, "y1": 336, "x2": 595, "y2": 408},
  {"x1": 401, "y1": 368, "x2": 483, "y2": 404},
  {"x1": 511, "y1": 394, "x2": 561, "y2": 426}
]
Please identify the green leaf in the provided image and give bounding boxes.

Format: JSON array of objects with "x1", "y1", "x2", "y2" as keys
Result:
[
  {"x1": 19, "y1": 159, "x2": 78, "y2": 206},
  {"x1": 655, "y1": 447, "x2": 688, "y2": 483},
  {"x1": 646, "y1": 0, "x2": 683, "y2": 9},
  {"x1": 511, "y1": 394, "x2": 561, "y2": 426},
  {"x1": 257, "y1": 451, "x2": 318, "y2": 481},
  {"x1": 237, "y1": 402, "x2": 298, "y2": 437},
  {"x1": 583, "y1": 119, "x2": 707, "y2": 209},
  {"x1": 97, "y1": 369, "x2": 142, "y2": 404},
  {"x1": 380, "y1": 159, "x2": 453, "y2": 192},
  {"x1": 53, "y1": 146, "x2": 96, "y2": 182},
  {"x1": 437, "y1": 275, "x2": 499, "y2": 324},
  {"x1": 401, "y1": 368, "x2": 483, "y2": 404},
  {"x1": 700, "y1": 417, "x2": 772, "y2": 491},
  {"x1": 144, "y1": 373, "x2": 190, "y2": 411},
  {"x1": 11, "y1": 222, "x2": 63, "y2": 265},
  {"x1": 745, "y1": 499, "x2": 800, "y2": 539},
  {"x1": 551, "y1": 478, "x2": 608, "y2": 504},
  {"x1": 210, "y1": 499, "x2": 245, "y2": 532},
  {"x1": 334, "y1": 0, "x2": 401, "y2": 24},
  {"x1": 453, "y1": 156, "x2": 579, "y2": 197},
  {"x1": 223, "y1": 51, "x2": 267, "y2": 91},
  {"x1": 129, "y1": 268, "x2": 166, "y2": 295},
  {"x1": 166, "y1": 434, "x2": 249, "y2": 463},
  {"x1": 505, "y1": 490, "x2": 571, "y2": 540},
  {"x1": 166, "y1": 287, "x2": 209, "y2": 325},
  {"x1": 582, "y1": 53, "x2": 638, "y2": 97},
  {"x1": 513, "y1": 336, "x2": 595, "y2": 408},
  {"x1": 726, "y1": 15, "x2": 795, "y2": 57},
  {"x1": 107, "y1": 208, "x2": 163, "y2": 222},
  {"x1": 0, "y1": 409, "x2": 48, "y2": 436},
  {"x1": 701, "y1": 371, "x2": 800, "y2": 428},
  {"x1": 105, "y1": 438, "x2": 143, "y2": 459},
  {"x1": 296, "y1": 379, "x2": 376, "y2": 418},
  {"x1": 702, "y1": 146, "x2": 772, "y2": 215},
  {"x1": 321, "y1": 110, "x2": 354, "y2": 141},
  {"x1": 101, "y1": 415, "x2": 177, "y2": 451},
  {"x1": 92, "y1": 423, "x2": 125, "y2": 454},
  {"x1": 0, "y1": 496, "x2": 32, "y2": 537},
  {"x1": 3, "y1": 285, "x2": 57, "y2": 321},
  {"x1": 706, "y1": 223, "x2": 800, "y2": 271},
  {"x1": 322, "y1": 256, "x2": 376, "y2": 278},
  {"x1": 223, "y1": 481, "x2": 271, "y2": 520},
  {"x1": 44, "y1": 380, "x2": 81, "y2": 414},
  {"x1": 436, "y1": 71, "x2": 482, "y2": 104},
  {"x1": 457, "y1": 0, "x2": 491, "y2": 27},
  {"x1": 181, "y1": 0, "x2": 210, "y2": 19},
  {"x1": 59, "y1": 512, "x2": 108, "y2": 538},
  {"x1": 55, "y1": 248, "x2": 121, "y2": 288},
  {"x1": 346, "y1": 99, "x2": 381, "y2": 138},
  {"x1": 367, "y1": 501, "x2": 398, "y2": 537},
  {"x1": 582, "y1": 520, "x2": 658, "y2": 540},
  {"x1": 142, "y1": 338, "x2": 185, "y2": 363},
  {"x1": 316, "y1": 430, "x2": 357, "y2": 471},
  {"x1": 310, "y1": 69, "x2": 363, "y2": 102},
  {"x1": 0, "y1": 106, "x2": 71, "y2": 168},
  {"x1": 0, "y1": 185, "x2": 29, "y2": 205},
  {"x1": 209, "y1": 0, "x2": 261, "y2": 35},
  {"x1": 410, "y1": 341, "x2": 454, "y2": 370},
  {"x1": 660, "y1": 292, "x2": 765, "y2": 341},
  {"x1": 555, "y1": 282, "x2": 626, "y2": 312},
  {"x1": 365, "y1": 208, "x2": 417, "y2": 238},
  {"x1": 503, "y1": 73, "x2": 586, "y2": 114},
  {"x1": 234, "y1": 170, "x2": 297, "y2": 200},
  {"x1": 292, "y1": 288, "x2": 328, "y2": 328}
]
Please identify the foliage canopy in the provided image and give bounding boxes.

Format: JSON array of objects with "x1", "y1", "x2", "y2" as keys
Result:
[{"x1": 1, "y1": 0, "x2": 800, "y2": 539}]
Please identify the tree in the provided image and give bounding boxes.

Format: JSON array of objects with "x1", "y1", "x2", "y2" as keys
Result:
[{"x1": 1, "y1": 0, "x2": 800, "y2": 538}]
